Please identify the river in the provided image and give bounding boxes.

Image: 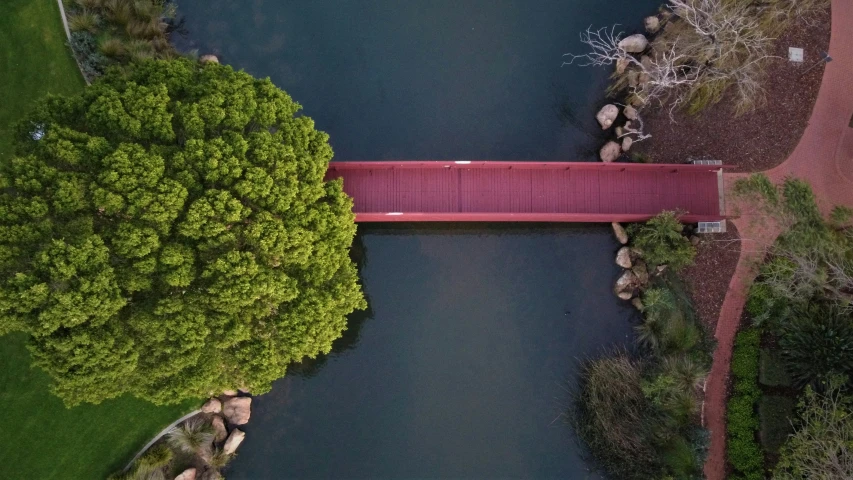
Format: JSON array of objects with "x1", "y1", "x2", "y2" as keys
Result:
[{"x1": 173, "y1": 1, "x2": 658, "y2": 478}]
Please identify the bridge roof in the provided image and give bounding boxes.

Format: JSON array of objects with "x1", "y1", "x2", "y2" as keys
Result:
[{"x1": 325, "y1": 161, "x2": 727, "y2": 223}]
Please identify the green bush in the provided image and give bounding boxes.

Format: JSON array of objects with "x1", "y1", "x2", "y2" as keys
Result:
[
  {"x1": 759, "y1": 395, "x2": 796, "y2": 457},
  {"x1": 727, "y1": 329, "x2": 764, "y2": 479},
  {"x1": 628, "y1": 211, "x2": 696, "y2": 271},
  {"x1": 760, "y1": 348, "x2": 792, "y2": 388},
  {"x1": 779, "y1": 304, "x2": 853, "y2": 387},
  {"x1": 68, "y1": 31, "x2": 107, "y2": 82}
]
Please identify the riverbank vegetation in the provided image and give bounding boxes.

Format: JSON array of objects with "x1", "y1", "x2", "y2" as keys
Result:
[
  {"x1": 727, "y1": 174, "x2": 853, "y2": 477},
  {"x1": 575, "y1": 213, "x2": 710, "y2": 479},
  {"x1": 0, "y1": 58, "x2": 365, "y2": 405},
  {"x1": 62, "y1": 0, "x2": 179, "y2": 82}
]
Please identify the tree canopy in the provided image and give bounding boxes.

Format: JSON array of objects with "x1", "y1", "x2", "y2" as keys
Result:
[{"x1": 0, "y1": 59, "x2": 365, "y2": 405}]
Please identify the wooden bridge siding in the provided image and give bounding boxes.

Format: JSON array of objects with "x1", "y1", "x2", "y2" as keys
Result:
[{"x1": 324, "y1": 161, "x2": 725, "y2": 222}]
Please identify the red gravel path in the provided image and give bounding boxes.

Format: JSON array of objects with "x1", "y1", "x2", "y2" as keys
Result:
[{"x1": 703, "y1": 2, "x2": 853, "y2": 478}]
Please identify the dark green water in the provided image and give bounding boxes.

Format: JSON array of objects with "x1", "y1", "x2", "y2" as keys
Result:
[{"x1": 174, "y1": 1, "x2": 658, "y2": 478}]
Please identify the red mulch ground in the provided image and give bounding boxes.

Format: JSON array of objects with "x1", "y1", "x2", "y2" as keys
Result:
[
  {"x1": 635, "y1": 9, "x2": 831, "y2": 172},
  {"x1": 683, "y1": 223, "x2": 741, "y2": 330}
]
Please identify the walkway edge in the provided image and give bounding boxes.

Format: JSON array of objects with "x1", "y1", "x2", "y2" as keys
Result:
[
  {"x1": 122, "y1": 409, "x2": 202, "y2": 472},
  {"x1": 55, "y1": 0, "x2": 91, "y2": 85}
]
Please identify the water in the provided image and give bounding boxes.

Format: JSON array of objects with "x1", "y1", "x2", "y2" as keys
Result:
[{"x1": 174, "y1": 1, "x2": 658, "y2": 478}]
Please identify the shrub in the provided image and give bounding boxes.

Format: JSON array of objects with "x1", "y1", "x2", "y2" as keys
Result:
[
  {"x1": 759, "y1": 348, "x2": 792, "y2": 388},
  {"x1": 727, "y1": 329, "x2": 763, "y2": 479},
  {"x1": 628, "y1": 211, "x2": 696, "y2": 271},
  {"x1": 68, "y1": 11, "x2": 100, "y2": 33},
  {"x1": 759, "y1": 395, "x2": 796, "y2": 458},
  {"x1": 99, "y1": 37, "x2": 127, "y2": 58},
  {"x1": 574, "y1": 352, "x2": 660, "y2": 479},
  {"x1": 779, "y1": 304, "x2": 853, "y2": 387},
  {"x1": 775, "y1": 378, "x2": 853, "y2": 479},
  {"x1": 68, "y1": 31, "x2": 107, "y2": 82}
]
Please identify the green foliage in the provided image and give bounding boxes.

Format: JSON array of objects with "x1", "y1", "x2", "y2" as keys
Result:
[
  {"x1": 68, "y1": 31, "x2": 108, "y2": 82},
  {"x1": 0, "y1": 59, "x2": 365, "y2": 405},
  {"x1": 727, "y1": 328, "x2": 764, "y2": 479},
  {"x1": 166, "y1": 418, "x2": 213, "y2": 456},
  {"x1": 760, "y1": 348, "x2": 792, "y2": 388},
  {"x1": 759, "y1": 395, "x2": 796, "y2": 458},
  {"x1": 774, "y1": 378, "x2": 853, "y2": 479},
  {"x1": 574, "y1": 352, "x2": 660, "y2": 479},
  {"x1": 628, "y1": 211, "x2": 696, "y2": 271},
  {"x1": 779, "y1": 304, "x2": 853, "y2": 387},
  {"x1": 64, "y1": 0, "x2": 175, "y2": 81}
]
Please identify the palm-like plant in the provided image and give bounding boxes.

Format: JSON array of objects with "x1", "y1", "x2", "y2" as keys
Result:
[
  {"x1": 166, "y1": 418, "x2": 215, "y2": 456},
  {"x1": 780, "y1": 303, "x2": 853, "y2": 387}
]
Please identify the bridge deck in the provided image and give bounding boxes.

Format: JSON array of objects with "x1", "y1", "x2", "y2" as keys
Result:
[{"x1": 325, "y1": 161, "x2": 726, "y2": 222}]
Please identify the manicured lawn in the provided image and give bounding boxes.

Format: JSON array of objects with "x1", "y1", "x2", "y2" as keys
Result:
[
  {"x1": 0, "y1": 334, "x2": 197, "y2": 479},
  {"x1": 0, "y1": 2, "x2": 197, "y2": 479},
  {"x1": 0, "y1": 0, "x2": 84, "y2": 161}
]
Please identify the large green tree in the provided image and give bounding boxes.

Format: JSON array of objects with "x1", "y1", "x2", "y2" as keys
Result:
[{"x1": 0, "y1": 59, "x2": 365, "y2": 405}]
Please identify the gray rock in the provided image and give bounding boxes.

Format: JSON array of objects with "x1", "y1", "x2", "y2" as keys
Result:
[
  {"x1": 645, "y1": 16, "x2": 660, "y2": 33},
  {"x1": 616, "y1": 247, "x2": 633, "y2": 269},
  {"x1": 690, "y1": 235, "x2": 701, "y2": 246},
  {"x1": 618, "y1": 34, "x2": 649, "y2": 53},
  {"x1": 174, "y1": 468, "x2": 197, "y2": 480},
  {"x1": 623, "y1": 105, "x2": 638, "y2": 121},
  {"x1": 211, "y1": 415, "x2": 227, "y2": 443},
  {"x1": 632, "y1": 260, "x2": 650, "y2": 286},
  {"x1": 222, "y1": 389, "x2": 238, "y2": 396},
  {"x1": 614, "y1": 270, "x2": 638, "y2": 300},
  {"x1": 223, "y1": 429, "x2": 246, "y2": 455},
  {"x1": 201, "y1": 398, "x2": 221, "y2": 414},
  {"x1": 612, "y1": 222, "x2": 629, "y2": 245},
  {"x1": 595, "y1": 104, "x2": 619, "y2": 129},
  {"x1": 622, "y1": 136, "x2": 633, "y2": 152},
  {"x1": 600, "y1": 141, "x2": 622, "y2": 163},
  {"x1": 199, "y1": 55, "x2": 219, "y2": 64},
  {"x1": 222, "y1": 397, "x2": 251, "y2": 425}
]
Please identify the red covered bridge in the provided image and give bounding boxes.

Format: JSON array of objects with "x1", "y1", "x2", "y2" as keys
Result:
[{"x1": 325, "y1": 161, "x2": 728, "y2": 223}]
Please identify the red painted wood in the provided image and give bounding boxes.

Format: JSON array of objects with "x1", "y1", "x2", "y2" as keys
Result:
[{"x1": 324, "y1": 161, "x2": 727, "y2": 223}]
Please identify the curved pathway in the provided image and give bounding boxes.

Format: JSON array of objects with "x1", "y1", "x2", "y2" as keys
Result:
[{"x1": 704, "y1": 1, "x2": 853, "y2": 478}]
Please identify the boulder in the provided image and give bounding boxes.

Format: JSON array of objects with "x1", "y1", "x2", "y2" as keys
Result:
[
  {"x1": 595, "y1": 104, "x2": 619, "y2": 129},
  {"x1": 612, "y1": 222, "x2": 629, "y2": 245},
  {"x1": 222, "y1": 389, "x2": 238, "y2": 396},
  {"x1": 615, "y1": 126, "x2": 624, "y2": 137},
  {"x1": 199, "y1": 55, "x2": 219, "y2": 64},
  {"x1": 223, "y1": 429, "x2": 246, "y2": 455},
  {"x1": 623, "y1": 105, "x2": 638, "y2": 121},
  {"x1": 600, "y1": 141, "x2": 622, "y2": 163},
  {"x1": 631, "y1": 297, "x2": 644, "y2": 311},
  {"x1": 616, "y1": 247, "x2": 633, "y2": 269},
  {"x1": 618, "y1": 34, "x2": 648, "y2": 53},
  {"x1": 223, "y1": 397, "x2": 252, "y2": 425},
  {"x1": 621, "y1": 136, "x2": 633, "y2": 152},
  {"x1": 645, "y1": 16, "x2": 661, "y2": 33},
  {"x1": 690, "y1": 235, "x2": 701, "y2": 246},
  {"x1": 632, "y1": 260, "x2": 650, "y2": 286},
  {"x1": 616, "y1": 57, "x2": 629, "y2": 75},
  {"x1": 630, "y1": 247, "x2": 644, "y2": 259},
  {"x1": 175, "y1": 468, "x2": 197, "y2": 480},
  {"x1": 614, "y1": 270, "x2": 638, "y2": 300},
  {"x1": 211, "y1": 415, "x2": 228, "y2": 443},
  {"x1": 201, "y1": 398, "x2": 222, "y2": 414}
]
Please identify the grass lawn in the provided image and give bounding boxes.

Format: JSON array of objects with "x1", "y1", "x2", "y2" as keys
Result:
[
  {"x1": 0, "y1": 0, "x2": 84, "y2": 161},
  {"x1": 0, "y1": 334, "x2": 198, "y2": 479},
  {"x1": 0, "y1": 2, "x2": 197, "y2": 479}
]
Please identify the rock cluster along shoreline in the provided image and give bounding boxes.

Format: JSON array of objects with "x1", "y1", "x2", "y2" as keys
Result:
[
  {"x1": 127, "y1": 390, "x2": 253, "y2": 480},
  {"x1": 610, "y1": 222, "x2": 662, "y2": 308},
  {"x1": 592, "y1": 14, "x2": 665, "y2": 162}
]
